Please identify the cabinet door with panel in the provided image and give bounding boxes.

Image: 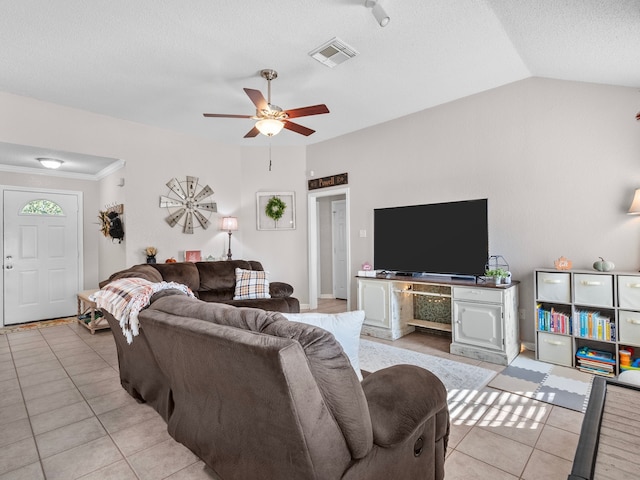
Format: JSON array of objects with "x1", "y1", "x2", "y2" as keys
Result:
[
  {"x1": 357, "y1": 279, "x2": 391, "y2": 328},
  {"x1": 453, "y1": 300, "x2": 503, "y2": 351}
]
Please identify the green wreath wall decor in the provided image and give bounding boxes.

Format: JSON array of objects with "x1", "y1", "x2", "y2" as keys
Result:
[{"x1": 265, "y1": 196, "x2": 287, "y2": 221}]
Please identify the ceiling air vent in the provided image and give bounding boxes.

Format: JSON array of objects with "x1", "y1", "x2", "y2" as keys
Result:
[{"x1": 309, "y1": 37, "x2": 359, "y2": 68}]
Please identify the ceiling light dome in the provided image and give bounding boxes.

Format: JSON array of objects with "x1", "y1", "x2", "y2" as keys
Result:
[
  {"x1": 255, "y1": 119, "x2": 285, "y2": 137},
  {"x1": 37, "y1": 157, "x2": 64, "y2": 169}
]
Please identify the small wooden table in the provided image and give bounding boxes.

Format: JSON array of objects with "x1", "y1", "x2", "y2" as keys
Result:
[{"x1": 77, "y1": 289, "x2": 110, "y2": 334}]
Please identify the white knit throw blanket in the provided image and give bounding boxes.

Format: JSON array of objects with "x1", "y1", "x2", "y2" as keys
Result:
[{"x1": 90, "y1": 277, "x2": 195, "y2": 344}]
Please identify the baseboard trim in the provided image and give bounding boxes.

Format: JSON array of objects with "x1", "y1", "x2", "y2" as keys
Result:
[{"x1": 319, "y1": 294, "x2": 335, "y2": 299}]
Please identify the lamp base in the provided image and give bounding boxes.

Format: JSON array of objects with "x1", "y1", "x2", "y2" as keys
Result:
[{"x1": 227, "y1": 231, "x2": 233, "y2": 261}]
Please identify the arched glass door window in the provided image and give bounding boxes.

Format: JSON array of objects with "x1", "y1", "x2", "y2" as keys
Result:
[{"x1": 20, "y1": 199, "x2": 65, "y2": 216}]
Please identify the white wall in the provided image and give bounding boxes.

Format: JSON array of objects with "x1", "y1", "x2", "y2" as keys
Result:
[
  {"x1": 3, "y1": 77, "x2": 639, "y2": 331},
  {"x1": 98, "y1": 168, "x2": 127, "y2": 280},
  {"x1": 239, "y1": 146, "x2": 310, "y2": 306},
  {"x1": 0, "y1": 91, "x2": 243, "y2": 284},
  {"x1": 307, "y1": 77, "x2": 640, "y2": 344}
]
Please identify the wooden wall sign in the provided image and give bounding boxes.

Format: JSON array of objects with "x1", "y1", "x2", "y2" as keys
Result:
[{"x1": 308, "y1": 173, "x2": 348, "y2": 190}]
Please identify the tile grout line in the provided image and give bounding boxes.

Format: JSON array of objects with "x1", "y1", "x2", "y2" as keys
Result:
[
  {"x1": 41, "y1": 324, "x2": 142, "y2": 480},
  {"x1": 6, "y1": 329, "x2": 49, "y2": 480}
]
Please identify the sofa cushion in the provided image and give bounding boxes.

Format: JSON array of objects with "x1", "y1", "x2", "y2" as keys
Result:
[
  {"x1": 283, "y1": 311, "x2": 365, "y2": 381},
  {"x1": 149, "y1": 262, "x2": 200, "y2": 293},
  {"x1": 146, "y1": 296, "x2": 373, "y2": 459},
  {"x1": 196, "y1": 260, "x2": 254, "y2": 301},
  {"x1": 269, "y1": 281, "x2": 294, "y2": 298},
  {"x1": 233, "y1": 268, "x2": 271, "y2": 300},
  {"x1": 99, "y1": 264, "x2": 163, "y2": 288}
]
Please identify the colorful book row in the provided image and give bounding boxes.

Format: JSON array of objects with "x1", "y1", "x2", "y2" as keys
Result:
[
  {"x1": 574, "y1": 310, "x2": 615, "y2": 341},
  {"x1": 536, "y1": 305, "x2": 571, "y2": 334}
]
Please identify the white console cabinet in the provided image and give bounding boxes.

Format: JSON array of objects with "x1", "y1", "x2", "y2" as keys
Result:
[{"x1": 357, "y1": 276, "x2": 519, "y2": 365}]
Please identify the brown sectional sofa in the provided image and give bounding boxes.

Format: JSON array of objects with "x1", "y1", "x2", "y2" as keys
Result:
[
  {"x1": 100, "y1": 259, "x2": 300, "y2": 313},
  {"x1": 102, "y1": 292, "x2": 450, "y2": 480}
]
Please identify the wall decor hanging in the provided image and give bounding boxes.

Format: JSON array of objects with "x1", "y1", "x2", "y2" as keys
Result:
[
  {"x1": 159, "y1": 176, "x2": 217, "y2": 234},
  {"x1": 98, "y1": 203, "x2": 125, "y2": 243},
  {"x1": 256, "y1": 192, "x2": 295, "y2": 230},
  {"x1": 308, "y1": 172, "x2": 348, "y2": 191}
]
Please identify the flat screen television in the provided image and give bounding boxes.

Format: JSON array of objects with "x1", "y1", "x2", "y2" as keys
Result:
[{"x1": 374, "y1": 199, "x2": 488, "y2": 277}]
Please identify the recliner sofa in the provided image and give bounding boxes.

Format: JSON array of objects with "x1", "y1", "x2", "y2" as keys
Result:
[
  {"x1": 100, "y1": 259, "x2": 300, "y2": 312},
  {"x1": 102, "y1": 290, "x2": 450, "y2": 480}
]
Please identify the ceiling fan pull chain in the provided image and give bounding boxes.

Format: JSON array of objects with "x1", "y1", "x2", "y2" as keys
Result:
[{"x1": 269, "y1": 142, "x2": 272, "y2": 171}]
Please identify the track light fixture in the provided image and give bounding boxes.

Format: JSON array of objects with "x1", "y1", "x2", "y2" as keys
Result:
[{"x1": 365, "y1": 0, "x2": 390, "y2": 27}]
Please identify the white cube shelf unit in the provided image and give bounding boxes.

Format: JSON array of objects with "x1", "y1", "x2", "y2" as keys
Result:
[{"x1": 534, "y1": 268, "x2": 640, "y2": 375}]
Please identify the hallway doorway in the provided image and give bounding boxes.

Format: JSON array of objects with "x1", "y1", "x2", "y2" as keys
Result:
[{"x1": 307, "y1": 187, "x2": 350, "y2": 311}]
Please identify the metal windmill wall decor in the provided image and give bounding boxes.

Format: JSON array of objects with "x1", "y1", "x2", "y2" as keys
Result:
[{"x1": 159, "y1": 176, "x2": 217, "y2": 234}]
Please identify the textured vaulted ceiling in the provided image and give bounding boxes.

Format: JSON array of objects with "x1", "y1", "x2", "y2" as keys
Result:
[{"x1": 0, "y1": 0, "x2": 639, "y2": 174}]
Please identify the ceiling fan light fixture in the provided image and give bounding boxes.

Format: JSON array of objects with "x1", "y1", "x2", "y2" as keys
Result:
[
  {"x1": 255, "y1": 118, "x2": 285, "y2": 137},
  {"x1": 37, "y1": 157, "x2": 64, "y2": 169}
]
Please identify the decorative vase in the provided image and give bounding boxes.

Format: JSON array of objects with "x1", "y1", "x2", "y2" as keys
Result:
[{"x1": 146, "y1": 256, "x2": 156, "y2": 264}]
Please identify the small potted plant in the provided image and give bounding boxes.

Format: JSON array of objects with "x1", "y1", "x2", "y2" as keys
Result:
[{"x1": 485, "y1": 268, "x2": 509, "y2": 284}]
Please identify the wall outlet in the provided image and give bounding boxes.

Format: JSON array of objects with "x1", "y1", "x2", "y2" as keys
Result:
[{"x1": 359, "y1": 229, "x2": 367, "y2": 238}]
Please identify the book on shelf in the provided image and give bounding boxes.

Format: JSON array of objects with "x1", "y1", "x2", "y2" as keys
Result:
[
  {"x1": 573, "y1": 310, "x2": 614, "y2": 341},
  {"x1": 536, "y1": 304, "x2": 571, "y2": 334},
  {"x1": 577, "y1": 358, "x2": 614, "y2": 372},
  {"x1": 577, "y1": 365, "x2": 615, "y2": 377}
]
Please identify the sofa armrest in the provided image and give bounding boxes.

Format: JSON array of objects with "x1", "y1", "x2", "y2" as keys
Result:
[
  {"x1": 361, "y1": 364, "x2": 448, "y2": 447},
  {"x1": 269, "y1": 281, "x2": 294, "y2": 298}
]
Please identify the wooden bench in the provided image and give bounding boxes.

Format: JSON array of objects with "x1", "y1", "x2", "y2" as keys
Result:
[{"x1": 77, "y1": 289, "x2": 110, "y2": 334}]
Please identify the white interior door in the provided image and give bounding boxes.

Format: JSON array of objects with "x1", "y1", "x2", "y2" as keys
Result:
[
  {"x1": 332, "y1": 199, "x2": 347, "y2": 300},
  {"x1": 3, "y1": 189, "x2": 80, "y2": 325}
]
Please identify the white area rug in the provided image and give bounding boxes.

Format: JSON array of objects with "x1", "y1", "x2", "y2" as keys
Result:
[{"x1": 359, "y1": 339, "x2": 497, "y2": 393}]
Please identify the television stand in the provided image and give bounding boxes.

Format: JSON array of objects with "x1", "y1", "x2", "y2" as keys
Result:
[{"x1": 357, "y1": 275, "x2": 520, "y2": 365}]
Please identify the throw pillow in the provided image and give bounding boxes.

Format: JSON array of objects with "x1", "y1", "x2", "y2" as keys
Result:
[
  {"x1": 233, "y1": 268, "x2": 271, "y2": 300},
  {"x1": 282, "y1": 311, "x2": 365, "y2": 381}
]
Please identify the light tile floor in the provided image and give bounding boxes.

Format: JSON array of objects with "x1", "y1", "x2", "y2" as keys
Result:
[{"x1": 0, "y1": 301, "x2": 582, "y2": 479}]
